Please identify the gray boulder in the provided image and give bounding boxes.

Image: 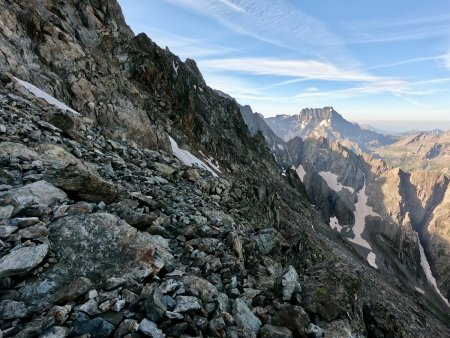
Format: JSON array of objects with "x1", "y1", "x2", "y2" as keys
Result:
[
  {"x1": 0, "y1": 181, "x2": 66, "y2": 216},
  {"x1": 232, "y1": 298, "x2": 261, "y2": 333},
  {"x1": 0, "y1": 244, "x2": 48, "y2": 278},
  {"x1": 281, "y1": 265, "x2": 301, "y2": 301},
  {"x1": 260, "y1": 325, "x2": 293, "y2": 338},
  {"x1": 139, "y1": 319, "x2": 165, "y2": 338}
]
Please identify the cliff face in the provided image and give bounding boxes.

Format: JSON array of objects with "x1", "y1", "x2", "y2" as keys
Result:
[{"x1": 0, "y1": 0, "x2": 449, "y2": 337}]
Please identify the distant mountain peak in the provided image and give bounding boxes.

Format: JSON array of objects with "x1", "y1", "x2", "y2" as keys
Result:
[{"x1": 265, "y1": 107, "x2": 395, "y2": 153}]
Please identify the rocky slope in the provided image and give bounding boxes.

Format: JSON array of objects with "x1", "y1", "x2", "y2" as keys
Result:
[
  {"x1": 0, "y1": 0, "x2": 449, "y2": 337},
  {"x1": 374, "y1": 130, "x2": 450, "y2": 174},
  {"x1": 266, "y1": 107, "x2": 395, "y2": 154}
]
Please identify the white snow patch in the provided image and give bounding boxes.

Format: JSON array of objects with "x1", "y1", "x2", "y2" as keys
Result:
[
  {"x1": 415, "y1": 287, "x2": 425, "y2": 294},
  {"x1": 172, "y1": 61, "x2": 179, "y2": 75},
  {"x1": 417, "y1": 233, "x2": 450, "y2": 307},
  {"x1": 296, "y1": 165, "x2": 306, "y2": 181},
  {"x1": 169, "y1": 136, "x2": 218, "y2": 177},
  {"x1": 319, "y1": 171, "x2": 355, "y2": 193},
  {"x1": 277, "y1": 144, "x2": 285, "y2": 150},
  {"x1": 367, "y1": 252, "x2": 378, "y2": 269},
  {"x1": 329, "y1": 216, "x2": 343, "y2": 232},
  {"x1": 14, "y1": 77, "x2": 80, "y2": 116},
  {"x1": 319, "y1": 119, "x2": 331, "y2": 127},
  {"x1": 348, "y1": 184, "x2": 380, "y2": 269},
  {"x1": 205, "y1": 157, "x2": 222, "y2": 173}
]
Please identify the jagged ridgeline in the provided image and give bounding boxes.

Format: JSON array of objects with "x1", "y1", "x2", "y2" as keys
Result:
[{"x1": 0, "y1": 1, "x2": 449, "y2": 337}]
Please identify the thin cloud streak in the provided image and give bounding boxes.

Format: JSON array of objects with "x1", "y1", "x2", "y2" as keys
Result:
[
  {"x1": 218, "y1": 0, "x2": 245, "y2": 13},
  {"x1": 200, "y1": 58, "x2": 377, "y2": 82},
  {"x1": 366, "y1": 55, "x2": 447, "y2": 70}
]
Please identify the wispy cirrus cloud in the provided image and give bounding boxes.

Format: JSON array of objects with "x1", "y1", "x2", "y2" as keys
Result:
[
  {"x1": 343, "y1": 13, "x2": 450, "y2": 44},
  {"x1": 296, "y1": 78, "x2": 450, "y2": 102},
  {"x1": 444, "y1": 52, "x2": 450, "y2": 71},
  {"x1": 296, "y1": 80, "x2": 409, "y2": 99},
  {"x1": 164, "y1": 0, "x2": 353, "y2": 63},
  {"x1": 366, "y1": 54, "x2": 448, "y2": 70},
  {"x1": 217, "y1": 0, "x2": 245, "y2": 13},
  {"x1": 200, "y1": 57, "x2": 377, "y2": 82}
]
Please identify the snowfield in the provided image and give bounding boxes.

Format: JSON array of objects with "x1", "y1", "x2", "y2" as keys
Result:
[
  {"x1": 417, "y1": 233, "x2": 450, "y2": 307},
  {"x1": 169, "y1": 136, "x2": 218, "y2": 177},
  {"x1": 14, "y1": 77, "x2": 80, "y2": 116},
  {"x1": 296, "y1": 165, "x2": 306, "y2": 181},
  {"x1": 319, "y1": 171, "x2": 354, "y2": 193},
  {"x1": 348, "y1": 184, "x2": 380, "y2": 269}
]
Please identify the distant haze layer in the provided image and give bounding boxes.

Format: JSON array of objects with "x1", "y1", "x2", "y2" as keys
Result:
[{"x1": 355, "y1": 120, "x2": 450, "y2": 133}]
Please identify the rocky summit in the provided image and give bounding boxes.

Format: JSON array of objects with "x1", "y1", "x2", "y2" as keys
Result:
[
  {"x1": 265, "y1": 107, "x2": 395, "y2": 154},
  {"x1": 0, "y1": 1, "x2": 449, "y2": 338}
]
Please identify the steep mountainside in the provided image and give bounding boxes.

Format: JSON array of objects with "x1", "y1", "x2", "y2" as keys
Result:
[
  {"x1": 0, "y1": 0, "x2": 449, "y2": 337},
  {"x1": 266, "y1": 107, "x2": 395, "y2": 153},
  {"x1": 374, "y1": 130, "x2": 450, "y2": 174},
  {"x1": 285, "y1": 135, "x2": 450, "y2": 321}
]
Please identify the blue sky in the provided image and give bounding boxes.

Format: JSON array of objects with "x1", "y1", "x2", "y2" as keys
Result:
[{"x1": 118, "y1": 0, "x2": 450, "y2": 126}]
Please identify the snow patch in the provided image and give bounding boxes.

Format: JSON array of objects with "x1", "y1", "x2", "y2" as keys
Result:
[
  {"x1": 348, "y1": 184, "x2": 380, "y2": 269},
  {"x1": 172, "y1": 61, "x2": 179, "y2": 75},
  {"x1": 367, "y1": 252, "x2": 378, "y2": 269},
  {"x1": 319, "y1": 171, "x2": 354, "y2": 193},
  {"x1": 319, "y1": 119, "x2": 331, "y2": 127},
  {"x1": 14, "y1": 77, "x2": 80, "y2": 116},
  {"x1": 329, "y1": 216, "x2": 343, "y2": 232},
  {"x1": 417, "y1": 233, "x2": 450, "y2": 307},
  {"x1": 169, "y1": 136, "x2": 218, "y2": 177},
  {"x1": 277, "y1": 144, "x2": 285, "y2": 150},
  {"x1": 296, "y1": 165, "x2": 306, "y2": 181}
]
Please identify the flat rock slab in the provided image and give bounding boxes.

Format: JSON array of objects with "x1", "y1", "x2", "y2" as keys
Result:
[{"x1": 19, "y1": 213, "x2": 173, "y2": 306}]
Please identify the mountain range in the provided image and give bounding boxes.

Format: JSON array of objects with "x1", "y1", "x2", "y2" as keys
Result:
[
  {"x1": 265, "y1": 107, "x2": 395, "y2": 154},
  {"x1": 374, "y1": 130, "x2": 450, "y2": 175},
  {"x1": 0, "y1": 0, "x2": 449, "y2": 337}
]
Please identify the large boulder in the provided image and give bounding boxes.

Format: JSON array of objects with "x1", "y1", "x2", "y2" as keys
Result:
[
  {"x1": 20, "y1": 213, "x2": 173, "y2": 306},
  {"x1": 36, "y1": 144, "x2": 117, "y2": 203},
  {"x1": 0, "y1": 142, "x2": 117, "y2": 203}
]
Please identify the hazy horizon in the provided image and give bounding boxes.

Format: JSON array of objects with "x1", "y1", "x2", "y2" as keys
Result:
[{"x1": 354, "y1": 120, "x2": 450, "y2": 133}]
